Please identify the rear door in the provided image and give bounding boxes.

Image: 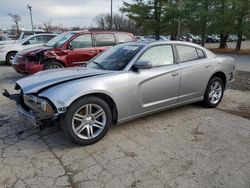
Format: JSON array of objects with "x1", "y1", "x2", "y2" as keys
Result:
[
  {"x1": 67, "y1": 34, "x2": 97, "y2": 66},
  {"x1": 175, "y1": 44, "x2": 212, "y2": 102},
  {"x1": 93, "y1": 33, "x2": 116, "y2": 54}
]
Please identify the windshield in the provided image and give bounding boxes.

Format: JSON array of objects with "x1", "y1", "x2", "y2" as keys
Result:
[
  {"x1": 87, "y1": 44, "x2": 143, "y2": 71},
  {"x1": 46, "y1": 32, "x2": 75, "y2": 47}
]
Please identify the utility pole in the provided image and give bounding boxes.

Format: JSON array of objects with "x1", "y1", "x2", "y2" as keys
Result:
[
  {"x1": 110, "y1": 0, "x2": 113, "y2": 30},
  {"x1": 27, "y1": 5, "x2": 34, "y2": 31}
]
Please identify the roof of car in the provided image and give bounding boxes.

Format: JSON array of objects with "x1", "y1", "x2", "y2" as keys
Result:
[
  {"x1": 127, "y1": 40, "x2": 205, "y2": 49},
  {"x1": 67, "y1": 30, "x2": 134, "y2": 35}
]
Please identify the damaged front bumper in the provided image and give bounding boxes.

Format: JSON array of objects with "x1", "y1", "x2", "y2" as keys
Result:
[
  {"x1": 16, "y1": 104, "x2": 40, "y2": 127},
  {"x1": 3, "y1": 89, "x2": 56, "y2": 128}
]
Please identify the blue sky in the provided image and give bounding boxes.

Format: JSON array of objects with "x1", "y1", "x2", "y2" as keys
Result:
[{"x1": 0, "y1": 0, "x2": 131, "y2": 29}]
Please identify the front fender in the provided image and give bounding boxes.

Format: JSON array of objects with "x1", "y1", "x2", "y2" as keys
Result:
[
  {"x1": 39, "y1": 83, "x2": 117, "y2": 109},
  {"x1": 38, "y1": 73, "x2": 130, "y2": 119}
]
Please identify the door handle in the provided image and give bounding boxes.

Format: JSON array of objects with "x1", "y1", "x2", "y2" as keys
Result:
[
  {"x1": 89, "y1": 50, "x2": 96, "y2": 53},
  {"x1": 171, "y1": 72, "x2": 179, "y2": 77},
  {"x1": 205, "y1": 64, "x2": 211, "y2": 68}
]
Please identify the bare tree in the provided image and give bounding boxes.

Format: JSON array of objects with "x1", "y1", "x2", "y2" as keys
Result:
[
  {"x1": 43, "y1": 20, "x2": 53, "y2": 32},
  {"x1": 8, "y1": 13, "x2": 21, "y2": 35},
  {"x1": 94, "y1": 13, "x2": 137, "y2": 33}
]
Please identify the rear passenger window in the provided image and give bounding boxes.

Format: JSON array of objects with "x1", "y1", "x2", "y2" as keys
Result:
[
  {"x1": 196, "y1": 48, "x2": 206, "y2": 59},
  {"x1": 116, "y1": 33, "x2": 134, "y2": 43},
  {"x1": 176, "y1": 45, "x2": 198, "y2": 62},
  {"x1": 95, "y1": 34, "x2": 116, "y2": 47},
  {"x1": 43, "y1": 35, "x2": 56, "y2": 43}
]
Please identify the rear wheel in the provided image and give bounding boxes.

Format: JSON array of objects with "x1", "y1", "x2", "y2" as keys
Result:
[
  {"x1": 43, "y1": 61, "x2": 64, "y2": 70},
  {"x1": 6, "y1": 52, "x2": 17, "y2": 65},
  {"x1": 61, "y1": 96, "x2": 112, "y2": 145},
  {"x1": 203, "y1": 77, "x2": 224, "y2": 108}
]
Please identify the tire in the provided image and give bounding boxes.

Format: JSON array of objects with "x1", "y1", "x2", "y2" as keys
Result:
[
  {"x1": 61, "y1": 96, "x2": 112, "y2": 145},
  {"x1": 43, "y1": 61, "x2": 64, "y2": 70},
  {"x1": 203, "y1": 77, "x2": 224, "y2": 108},
  {"x1": 6, "y1": 52, "x2": 17, "y2": 65}
]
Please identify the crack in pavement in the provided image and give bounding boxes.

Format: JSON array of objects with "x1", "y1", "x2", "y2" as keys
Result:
[{"x1": 39, "y1": 136, "x2": 78, "y2": 188}]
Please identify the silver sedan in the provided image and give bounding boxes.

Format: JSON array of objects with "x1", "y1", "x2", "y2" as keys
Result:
[{"x1": 4, "y1": 41, "x2": 236, "y2": 145}]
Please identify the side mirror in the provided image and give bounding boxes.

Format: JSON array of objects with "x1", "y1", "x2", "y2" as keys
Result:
[{"x1": 133, "y1": 60, "x2": 152, "y2": 70}]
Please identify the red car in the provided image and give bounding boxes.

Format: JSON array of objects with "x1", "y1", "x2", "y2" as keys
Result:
[{"x1": 12, "y1": 30, "x2": 136, "y2": 74}]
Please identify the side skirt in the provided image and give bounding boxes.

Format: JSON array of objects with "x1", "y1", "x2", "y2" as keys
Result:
[{"x1": 117, "y1": 96, "x2": 204, "y2": 124}]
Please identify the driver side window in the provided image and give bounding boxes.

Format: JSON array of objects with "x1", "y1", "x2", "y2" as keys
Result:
[
  {"x1": 70, "y1": 34, "x2": 92, "y2": 49},
  {"x1": 139, "y1": 45, "x2": 174, "y2": 67}
]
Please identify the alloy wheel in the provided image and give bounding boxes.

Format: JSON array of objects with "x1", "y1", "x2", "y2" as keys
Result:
[
  {"x1": 208, "y1": 81, "x2": 222, "y2": 104},
  {"x1": 71, "y1": 104, "x2": 106, "y2": 140}
]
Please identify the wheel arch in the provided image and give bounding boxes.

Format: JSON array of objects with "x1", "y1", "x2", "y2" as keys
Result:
[
  {"x1": 43, "y1": 58, "x2": 65, "y2": 67},
  {"x1": 6, "y1": 51, "x2": 18, "y2": 60},
  {"x1": 209, "y1": 71, "x2": 227, "y2": 87},
  {"x1": 70, "y1": 93, "x2": 118, "y2": 124}
]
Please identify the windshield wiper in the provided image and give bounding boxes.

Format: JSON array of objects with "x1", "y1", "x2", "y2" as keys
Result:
[{"x1": 92, "y1": 62, "x2": 105, "y2": 70}]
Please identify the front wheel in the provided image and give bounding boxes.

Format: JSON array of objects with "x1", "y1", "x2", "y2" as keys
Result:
[
  {"x1": 61, "y1": 96, "x2": 112, "y2": 145},
  {"x1": 43, "y1": 61, "x2": 64, "y2": 70},
  {"x1": 203, "y1": 77, "x2": 224, "y2": 108},
  {"x1": 6, "y1": 52, "x2": 17, "y2": 65}
]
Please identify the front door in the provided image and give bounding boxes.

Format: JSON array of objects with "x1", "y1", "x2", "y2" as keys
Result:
[
  {"x1": 67, "y1": 34, "x2": 97, "y2": 66},
  {"x1": 129, "y1": 44, "x2": 181, "y2": 115}
]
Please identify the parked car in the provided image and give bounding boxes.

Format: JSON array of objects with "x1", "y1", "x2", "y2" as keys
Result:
[
  {"x1": 0, "y1": 33, "x2": 57, "y2": 65},
  {"x1": 144, "y1": 35, "x2": 169, "y2": 41},
  {"x1": 3, "y1": 41, "x2": 236, "y2": 145},
  {"x1": 18, "y1": 30, "x2": 53, "y2": 40},
  {"x1": 136, "y1": 36, "x2": 146, "y2": 42},
  {"x1": 179, "y1": 33, "x2": 201, "y2": 44},
  {"x1": 227, "y1": 35, "x2": 238, "y2": 42},
  {"x1": 12, "y1": 31, "x2": 136, "y2": 74},
  {"x1": 0, "y1": 35, "x2": 13, "y2": 46},
  {"x1": 206, "y1": 35, "x2": 220, "y2": 43}
]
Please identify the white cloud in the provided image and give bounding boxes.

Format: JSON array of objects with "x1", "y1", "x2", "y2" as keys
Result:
[{"x1": 0, "y1": 0, "x2": 131, "y2": 29}]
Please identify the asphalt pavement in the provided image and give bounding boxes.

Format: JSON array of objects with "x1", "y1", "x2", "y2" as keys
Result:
[{"x1": 0, "y1": 65, "x2": 250, "y2": 188}]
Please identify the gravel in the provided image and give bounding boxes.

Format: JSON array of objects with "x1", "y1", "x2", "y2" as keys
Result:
[{"x1": 230, "y1": 71, "x2": 250, "y2": 91}]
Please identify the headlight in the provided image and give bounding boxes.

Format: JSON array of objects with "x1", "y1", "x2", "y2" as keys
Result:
[
  {"x1": 41, "y1": 101, "x2": 54, "y2": 115},
  {"x1": 23, "y1": 94, "x2": 54, "y2": 115}
]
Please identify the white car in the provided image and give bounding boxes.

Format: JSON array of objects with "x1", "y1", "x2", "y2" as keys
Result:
[{"x1": 0, "y1": 33, "x2": 57, "y2": 65}]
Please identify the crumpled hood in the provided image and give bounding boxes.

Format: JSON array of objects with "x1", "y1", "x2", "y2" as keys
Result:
[
  {"x1": 17, "y1": 45, "x2": 52, "y2": 56},
  {"x1": 16, "y1": 67, "x2": 113, "y2": 93}
]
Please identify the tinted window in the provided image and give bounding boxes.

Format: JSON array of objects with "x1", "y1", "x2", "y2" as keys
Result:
[
  {"x1": 196, "y1": 48, "x2": 206, "y2": 59},
  {"x1": 116, "y1": 33, "x2": 134, "y2": 43},
  {"x1": 176, "y1": 45, "x2": 198, "y2": 62},
  {"x1": 95, "y1": 33, "x2": 116, "y2": 47},
  {"x1": 71, "y1": 34, "x2": 92, "y2": 49},
  {"x1": 139, "y1": 45, "x2": 174, "y2": 67}
]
